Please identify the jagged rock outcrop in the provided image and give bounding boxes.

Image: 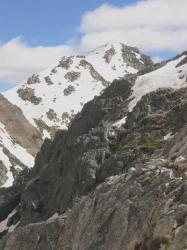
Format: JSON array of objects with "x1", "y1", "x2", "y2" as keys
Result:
[
  {"x1": 3, "y1": 158, "x2": 186, "y2": 250},
  {"x1": 14, "y1": 78, "x2": 133, "y2": 226}
]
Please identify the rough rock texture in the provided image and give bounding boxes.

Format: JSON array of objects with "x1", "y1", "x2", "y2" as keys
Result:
[
  {"x1": 12, "y1": 79, "x2": 133, "y2": 226},
  {"x1": 2, "y1": 130, "x2": 187, "y2": 249},
  {"x1": 63, "y1": 85, "x2": 75, "y2": 96},
  {"x1": 121, "y1": 44, "x2": 153, "y2": 71},
  {"x1": 12, "y1": 158, "x2": 185, "y2": 250},
  {"x1": 0, "y1": 162, "x2": 8, "y2": 186},
  {"x1": 26, "y1": 75, "x2": 40, "y2": 85},
  {"x1": 57, "y1": 56, "x2": 73, "y2": 69},
  {"x1": 64, "y1": 71, "x2": 81, "y2": 82},
  {"x1": 17, "y1": 87, "x2": 42, "y2": 105},
  {"x1": 1, "y1": 66, "x2": 187, "y2": 248}
]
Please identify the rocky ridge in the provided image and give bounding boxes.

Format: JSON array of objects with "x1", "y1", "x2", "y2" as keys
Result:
[{"x1": 0, "y1": 48, "x2": 187, "y2": 249}]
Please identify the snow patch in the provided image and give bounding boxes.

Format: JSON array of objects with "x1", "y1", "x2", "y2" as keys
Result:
[
  {"x1": 0, "y1": 208, "x2": 19, "y2": 233},
  {"x1": 42, "y1": 130, "x2": 51, "y2": 139},
  {"x1": 175, "y1": 155, "x2": 186, "y2": 163},
  {"x1": 128, "y1": 56, "x2": 187, "y2": 112},
  {"x1": 47, "y1": 213, "x2": 59, "y2": 222},
  {"x1": 164, "y1": 132, "x2": 174, "y2": 141},
  {"x1": 113, "y1": 117, "x2": 126, "y2": 128}
]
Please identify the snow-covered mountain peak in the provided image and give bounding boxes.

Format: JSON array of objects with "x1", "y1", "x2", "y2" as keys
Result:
[
  {"x1": 4, "y1": 42, "x2": 152, "y2": 137},
  {"x1": 86, "y1": 42, "x2": 153, "y2": 82}
]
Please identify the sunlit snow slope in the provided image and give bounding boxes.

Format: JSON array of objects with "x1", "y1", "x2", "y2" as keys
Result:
[
  {"x1": 3, "y1": 43, "x2": 152, "y2": 137},
  {"x1": 129, "y1": 52, "x2": 187, "y2": 112}
]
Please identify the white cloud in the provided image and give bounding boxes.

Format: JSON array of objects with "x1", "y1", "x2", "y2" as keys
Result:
[
  {"x1": 1, "y1": 0, "x2": 187, "y2": 86},
  {"x1": 152, "y1": 56, "x2": 163, "y2": 63},
  {"x1": 80, "y1": 0, "x2": 187, "y2": 52},
  {"x1": 0, "y1": 37, "x2": 74, "y2": 84}
]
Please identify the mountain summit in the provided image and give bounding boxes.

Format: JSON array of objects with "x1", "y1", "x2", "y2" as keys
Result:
[{"x1": 3, "y1": 42, "x2": 152, "y2": 134}]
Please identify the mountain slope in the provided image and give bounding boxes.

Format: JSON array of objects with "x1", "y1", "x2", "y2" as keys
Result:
[
  {"x1": 1, "y1": 45, "x2": 186, "y2": 188},
  {"x1": 0, "y1": 42, "x2": 152, "y2": 187},
  {"x1": 1, "y1": 68, "x2": 187, "y2": 249},
  {"x1": 3, "y1": 43, "x2": 152, "y2": 136},
  {"x1": 0, "y1": 94, "x2": 42, "y2": 187}
]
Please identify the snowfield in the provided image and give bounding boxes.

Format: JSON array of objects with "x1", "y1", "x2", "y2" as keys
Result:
[{"x1": 129, "y1": 55, "x2": 187, "y2": 112}]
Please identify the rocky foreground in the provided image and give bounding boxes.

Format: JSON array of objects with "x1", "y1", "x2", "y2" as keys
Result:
[{"x1": 0, "y1": 51, "x2": 187, "y2": 249}]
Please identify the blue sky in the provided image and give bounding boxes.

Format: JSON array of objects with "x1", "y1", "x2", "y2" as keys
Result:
[
  {"x1": 0, "y1": 0, "x2": 186, "y2": 91},
  {"x1": 0, "y1": 0, "x2": 135, "y2": 47},
  {"x1": 0, "y1": 0, "x2": 137, "y2": 91}
]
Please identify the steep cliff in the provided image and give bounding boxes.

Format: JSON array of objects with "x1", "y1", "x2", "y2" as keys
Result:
[{"x1": 0, "y1": 51, "x2": 187, "y2": 250}]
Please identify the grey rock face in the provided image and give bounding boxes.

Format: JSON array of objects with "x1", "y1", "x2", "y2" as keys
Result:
[
  {"x1": 2, "y1": 160, "x2": 187, "y2": 250},
  {"x1": 126, "y1": 87, "x2": 186, "y2": 129},
  {"x1": 45, "y1": 76, "x2": 54, "y2": 85},
  {"x1": 121, "y1": 44, "x2": 153, "y2": 71},
  {"x1": 46, "y1": 109, "x2": 58, "y2": 122},
  {"x1": 14, "y1": 79, "x2": 133, "y2": 226},
  {"x1": 56, "y1": 163, "x2": 187, "y2": 250},
  {"x1": 0, "y1": 214, "x2": 66, "y2": 250},
  {"x1": 1, "y1": 75, "x2": 187, "y2": 249},
  {"x1": 0, "y1": 162, "x2": 8, "y2": 186},
  {"x1": 57, "y1": 56, "x2": 73, "y2": 69}
]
